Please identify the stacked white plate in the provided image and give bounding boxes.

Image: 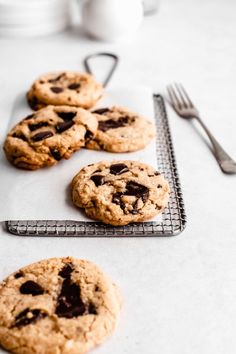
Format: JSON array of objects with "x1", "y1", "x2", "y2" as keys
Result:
[{"x1": 0, "y1": 0, "x2": 69, "y2": 37}]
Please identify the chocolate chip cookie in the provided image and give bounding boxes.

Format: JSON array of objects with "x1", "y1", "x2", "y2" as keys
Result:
[
  {"x1": 4, "y1": 105, "x2": 98, "y2": 170},
  {"x1": 27, "y1": 71, "x2": 103, "y2": 110},
  {"x1": 71, "y1": 160, "x2": 170, "y2": 226},
  {"x1": 0, "y1": 257, "x2": 121, "y2": 354},
  {"x1": 85, "y1": 106, "x2": 156, "y2": 152}
]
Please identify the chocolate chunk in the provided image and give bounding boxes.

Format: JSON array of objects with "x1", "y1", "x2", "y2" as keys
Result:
[
  {"x1": 59, "y1": 264, "x2": 74, "y2": 278},
  {"x1": 50, "y1": 86, "x2": 64, "y2": 94},
  {"x1": 56, "y1": 121, "x2": 74, "y2": 133},
  {"x1": 32, "y1": 131, "x2": 53, "y2": 142},
  {"x1": 12, "y1": 133, "x2": 27, "y2": 141},
  {"x1": 56, "y1": 263, "x2": 98, "y2": 318},
  {"x1": 24, "y1": 114, "x2": 34, "y2": 121},
  {"x1": 154, "y1": 171, "x2": 160, "y2": 176},
  {"x1": 14, "y1": 272, "x2": 24, "y2": 279},
  {"x1": 48, "y1": 74, "x2": 65, "y2": 83},
  {"x1": 91, "y1": 175, "x2": 104, "y2": 187},
  {"x1": 92, "y1": 108, "x2": 110, "y2": 115},
  {"x1": 57, "y1": 111, "x2": 77, "y2": 121},
  {"x1": 14, "y1": 308, "x2": 47, "y2": 328},
  {"x1": 124, "y1": 181, "x2": 149, "y2": 202},
  {"x1": 131, "y1": 199, "x2": 140, "y2": 214},
  {"x1": 56, "y1": 277, "x2": 86, "y2": 318},
  {"x1": 157, "y1": 184, "x2": 162, "y2": 188},
  {"x1": 87, "y1": 303, "x2": 97, "y2": 315},
  {"x1": 98, "y1": 116, "x2": 131, "y2": 132},
  {"x1": 112, "y1": 192, "x2": 122, "y2": 205},
  {"x1": 85, "y1": 130, "x2": 94, "y2": 142},
  {"x1": 125, "y1": 181, "x2": 149, "y2": 202},
  {"x1": 68, "y1": 83, "x2": 81, "y2": 90},
  {"x1": 112, "y1": 192, "x2": 125, "y2": 210},
  {"x1": 20, "y1": 280, "x2": 44, "y2": 296},
  {"x1": 51, "y1": 149, "x2": 61, "y2": 161},
  {"x1": 110, "y1": 163, "x2": 129, "y2": 175},
  {"x1": 29, "y1": 122, "x2": 49, "y2": 131}
]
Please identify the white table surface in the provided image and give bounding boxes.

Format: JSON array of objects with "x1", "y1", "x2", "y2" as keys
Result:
[{"x1": 0, "y1": 0, "x2": 236, "y2": 353}]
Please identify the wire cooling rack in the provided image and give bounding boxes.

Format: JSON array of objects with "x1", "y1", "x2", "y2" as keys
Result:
[{"x1": 5, "y1": 95, "x2": 187, "y2": 237}]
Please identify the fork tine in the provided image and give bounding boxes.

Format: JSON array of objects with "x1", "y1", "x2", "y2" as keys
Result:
[
  {"x1": 175, "y1": 83, "x2": 188, "y2": 108},
  {"x1": 167, "y1": 86, "x2": 175, "y2": 105},
  {"x1": 167, "y1": 85, "x2": 181, "y2": 108},
  {"x1": 178, "y1": 83, "x2": 194, "y2": 108}
]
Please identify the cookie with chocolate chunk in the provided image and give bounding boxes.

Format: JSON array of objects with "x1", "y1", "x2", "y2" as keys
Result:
[
  {"x1": 85, "y1": 106, "x2": 156, "y2": 152},
  {"x1": 71, "y1": 160, "x2": 170, "y2": 226},
  {"x1": 27, "y1": 71, "x2": 103, "y2": 110},
  {"x1": 3, "y1": 105, "x2": 98, "y2": 170},
  {"x1": 0, "y1": 257, "x2": 121, "y2": 354}
]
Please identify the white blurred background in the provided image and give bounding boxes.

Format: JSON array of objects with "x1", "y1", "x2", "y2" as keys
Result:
[{"x1": 0, "y1": 0, "x2": 159, "y2": 39}]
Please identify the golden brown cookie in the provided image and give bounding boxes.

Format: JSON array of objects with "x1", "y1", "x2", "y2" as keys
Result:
[
  {"x1": 71, "y1": 160, "x2": 170, "y2": 226},
  {"x1": 27, "y1": 71, "x2": 103, "y2": 110},
  {"x1": 85, "y1": 106, "x2": 156, "y2": 152},
  {"x1": 0, "y1": 257, "x2": 121, "y2": 354},
  {"x1": 4, "y1": 105, "x2": 98, "y2": 170}
]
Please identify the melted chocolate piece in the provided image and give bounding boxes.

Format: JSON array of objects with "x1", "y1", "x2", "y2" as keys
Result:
[
  {"x1": 57, "y1": 111, "x2": 77, "y2": 121},
  {"x1": 14, "y1": 308, "x2": 47, "y2": 328},
  {"x1": 56, "y1": 264, "x2": 85, "y2": 318},
  {"x1": 125, "y1": 181, "x2": 149, "y2": 202},
  {"x1": 14, "y1": 272, "x2": 24, "y2": 279},
  {"x1": 112, "y1": 192, "x2": 125, "y2": 210},
  {"x1": 110, "y1": 163, "x2": 129, "y2": 175},
  {"x1": 56, "y1": 263, "x2": 95, "y2": 318},
  {"x1": 56, "y1": 121, "x2": 74, "y2": 133},
  {"x1": 122, "y1": 182, "x2": 149, "y2": 199},
  {"x1": 24, "y1": 114, "x2": 34, "y2": 121},
  {"x1": 56, "y1": 280, "x2": 86, "y2": 318},
  {"x1": 32, "y1": 131, "x2": 53, "y2": 142},
  {"x1": 59, "y1": 264, "x2": 74, "y2": 278},
  {"x1": 20, "y1": 281, "x2": 44, "y2": 296},
  {"x1": 12, "y1": 133, "x2": 27, "y2": 141},
  {"x1": 157, "y1": 184, "x2": 162, "y2": 189},
  {"x1": 68, "y1": 83, "x2": 81, "y2": 90},
  {"x1": 92, "y1": 108, "x2": 110, "y2": 115},
  {"x1": 87, "y1": 303, "x2": 97, "y2": 315},
  {"x1": 98, "y1": 116, "x2": 131, "y2": 132},
  {"x1": 48, "y1": 74, "x2": 65, "y2": 83},
  {"x1": 51, "y1": 149, "x2": 61, "y2": 161},
  {"x1": 50, "y1": 86, "x2": 64, "y2": 94},
  {"x1": 154, "y1": 171, "x2": 160, "y2": 176},
  {"x1": 112, "y1": 181, "x2": 149, "y2": 212},
  {"x1": 131, "y1": 199, "x2": 139, "y2": 214},
  {"x1": 29, "y1": 122, "x2": 49, "y2": 131},
  {"x1": 91, "y1": 175, "x2": 104, "y2": 187},
  {"x1": 85, "y1": 130, "x2": 94, "y2": 142}
]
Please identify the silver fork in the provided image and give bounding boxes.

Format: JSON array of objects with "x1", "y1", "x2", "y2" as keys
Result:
[{"x1": 167, "y1": 83, "x2": 236, "y2": 174}]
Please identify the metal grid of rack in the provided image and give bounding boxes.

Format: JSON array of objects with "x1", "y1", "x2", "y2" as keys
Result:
[{"x1": 6, "y1": 95, "x2": 186, "y2": 237}]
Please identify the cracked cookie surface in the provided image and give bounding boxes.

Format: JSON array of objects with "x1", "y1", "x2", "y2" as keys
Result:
[
  {"x1": 0, "y1": 257, "x2": 121, "y2": 354},
  {"x1": 27, "y1": 72, "x2": 103, "y2": 110},
  {"x1": 85, "y1": 106, "x2": 156, "y2": 152},
  {"x1": 71, "y1": 160, "x2": 170, "y2": 226},
  {"x1": 3, "y1": 105, "x2": 98, "y2": 170}
]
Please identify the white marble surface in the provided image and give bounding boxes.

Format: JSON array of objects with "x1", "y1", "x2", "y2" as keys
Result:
[{"x1": 0, "y1": 0, "x2": 236, "y2": 353}]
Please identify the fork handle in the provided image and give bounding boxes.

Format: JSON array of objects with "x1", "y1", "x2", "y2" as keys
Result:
[{"x1": 195, "y1": 116, "x2": 236, "y2": 174}]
